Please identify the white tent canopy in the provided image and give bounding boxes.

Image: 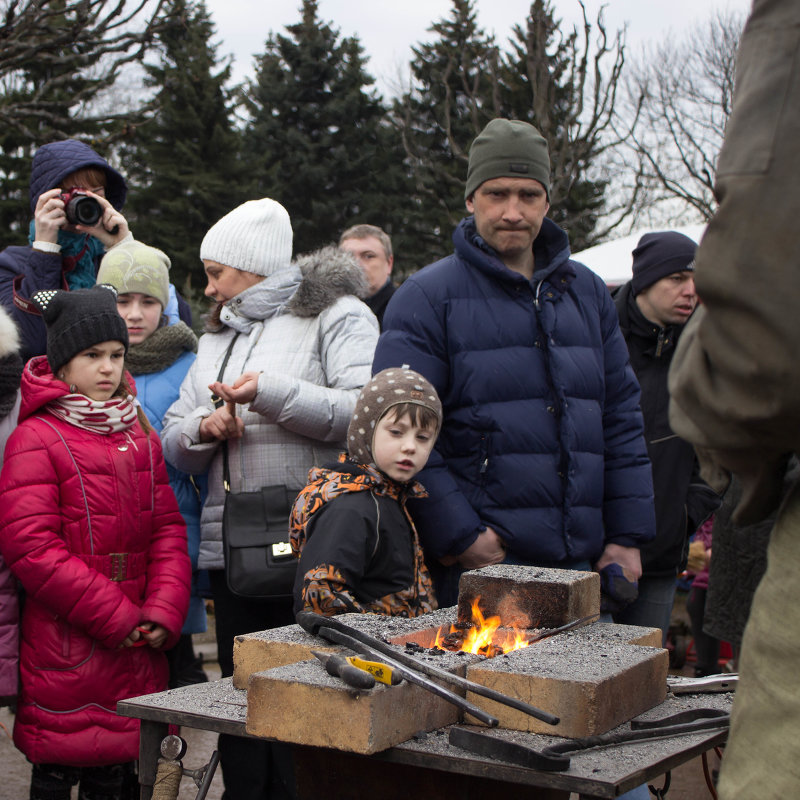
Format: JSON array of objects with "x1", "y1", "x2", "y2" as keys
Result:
[{"x1": 571, "y1": 224, "x2": 706, "y2": 288}]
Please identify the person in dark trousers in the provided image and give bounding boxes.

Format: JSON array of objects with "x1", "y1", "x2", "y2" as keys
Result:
[
  {"x1": 612, "y1": 232, "x2": 720, "y2": 644},
  {"x1": 339, "y1": 224, "x2": 396, "y2": 328},
  {"x1": 374, "y1": 119, "x2": 656, "y2": 612}
]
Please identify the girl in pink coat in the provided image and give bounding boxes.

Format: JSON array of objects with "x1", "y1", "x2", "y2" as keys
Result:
[{"x1": 0, "y1": 284, "x2": 190, "y2": 800}]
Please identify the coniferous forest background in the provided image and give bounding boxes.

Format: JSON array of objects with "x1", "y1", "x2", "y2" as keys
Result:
[{"x1": 0, "y1": 0, "x2": 745, "y2": 315}]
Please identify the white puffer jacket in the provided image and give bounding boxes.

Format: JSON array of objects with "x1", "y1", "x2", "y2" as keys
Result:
[{"x1": 162, "y1": 247, "x2": 379, "y2": 570}]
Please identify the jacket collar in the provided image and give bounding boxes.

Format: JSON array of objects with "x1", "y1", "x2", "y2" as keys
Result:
[{"x1": 455, "y1": 216, "x2": 576, "y2": 291}]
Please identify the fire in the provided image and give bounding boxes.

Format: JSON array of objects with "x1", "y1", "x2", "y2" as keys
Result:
[{"x1": 433, "y1": 598, "x2": 531, "y2": 657}]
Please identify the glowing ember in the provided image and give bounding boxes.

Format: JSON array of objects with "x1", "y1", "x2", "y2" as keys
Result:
[{"x1": 433, "y1": 598, "x2": 531, "y2": 656}]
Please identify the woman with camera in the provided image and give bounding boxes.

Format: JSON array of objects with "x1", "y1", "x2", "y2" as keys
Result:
[{"x1": 0, "y1": 139, "x2": 170, "y2": 361}]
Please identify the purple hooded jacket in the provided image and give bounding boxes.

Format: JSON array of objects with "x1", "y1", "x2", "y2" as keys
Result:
[{"x1": 0, "y1": 140, "x2": 127, "y2": 360}]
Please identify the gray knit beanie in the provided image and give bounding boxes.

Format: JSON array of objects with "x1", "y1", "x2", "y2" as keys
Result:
[
  {"x1": 33, "y1": 285, "x2": 129, "y2": 374},
  {"x1": 347, "y1": 367, "x2": 443, "y2": 464},
  {"x1": 200, "y1": 198, "x2": 293, "y2": 277},
  {"x1": 97, "y1": 241, "x2": 171, "y2": 308},
  {"x1": 465, "y1": 119, "x2": 551, "y2": 200}
]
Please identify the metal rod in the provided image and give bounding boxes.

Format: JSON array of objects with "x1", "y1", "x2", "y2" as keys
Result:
[
  {"x1": 295, "y1": 611, "x2": 559, "y2": 726},
  {"x1": 314, "y1": 624, "x2": 500, "y2": 727}
]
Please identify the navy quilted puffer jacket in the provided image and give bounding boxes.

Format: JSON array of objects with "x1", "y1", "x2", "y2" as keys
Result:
[{"x1": 374, "y1": 216, "x2": 656, "y2": 565}]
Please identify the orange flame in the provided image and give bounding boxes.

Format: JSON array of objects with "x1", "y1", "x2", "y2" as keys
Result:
[{"x1": 433, "y1": 597, "x2": 530, "y2": 656}]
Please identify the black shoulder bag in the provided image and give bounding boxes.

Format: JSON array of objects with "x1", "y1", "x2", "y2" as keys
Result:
[{"x1": 214, "y1": 333, "x2": 297, "y2": 599}]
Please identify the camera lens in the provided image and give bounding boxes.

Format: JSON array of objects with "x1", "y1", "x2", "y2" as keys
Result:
[{"x1": 65, "y1": 195, "x2": 103, "y2": 226}]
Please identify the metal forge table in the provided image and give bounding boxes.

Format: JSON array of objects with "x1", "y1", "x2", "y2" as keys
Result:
[{"x1": 119, "y1": 677, "x2": 730, "y2": 800}]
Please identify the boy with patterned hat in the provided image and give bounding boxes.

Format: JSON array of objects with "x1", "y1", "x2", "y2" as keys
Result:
[{"x1": 290, "y1": 366, "x2": 442, "y2": 617}]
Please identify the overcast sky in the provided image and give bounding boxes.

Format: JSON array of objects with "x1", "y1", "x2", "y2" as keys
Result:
[{"x1": 203, "y1": 0, "x2": 753, "y2": 92}]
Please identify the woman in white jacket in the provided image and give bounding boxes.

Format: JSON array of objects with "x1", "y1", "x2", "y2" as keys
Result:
[{"x1": 161, "y1": 198, "x2": 378, "y2": 799}]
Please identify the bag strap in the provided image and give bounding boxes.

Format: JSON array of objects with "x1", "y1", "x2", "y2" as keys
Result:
[{"x1": 212, "y1": 332, "x2": 240, "y2": 494}]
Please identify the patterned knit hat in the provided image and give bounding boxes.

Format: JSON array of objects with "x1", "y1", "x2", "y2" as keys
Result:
[
  {"x1": 347, "y1": 366, "x2": 443, "y2": 464},
  {"x1": 97, "y1": 240, "x2": 171, "y2": 308},
  {"x1": 33, "y1": 285, "x2": 129, "y2": 374},
  {"x1": 465, "y1": 119, "x2": 551, "y2": 200},
  {"x1": 200, "y1": 198, "x2": 293, "y2": 278}
]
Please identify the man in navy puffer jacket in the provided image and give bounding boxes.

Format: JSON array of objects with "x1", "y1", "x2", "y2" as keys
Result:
[{"x1": 374, "y1": 119, "x2": 656, "y2": 607}]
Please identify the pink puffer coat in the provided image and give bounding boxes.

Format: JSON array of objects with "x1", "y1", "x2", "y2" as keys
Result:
[{"x1": 0, "y1": 357, "x2": 190, "y2": 766}]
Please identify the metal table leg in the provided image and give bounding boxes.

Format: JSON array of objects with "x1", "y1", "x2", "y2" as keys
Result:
[{"x1": 138, "y1": 719, "x2": 169, "y2": 800}]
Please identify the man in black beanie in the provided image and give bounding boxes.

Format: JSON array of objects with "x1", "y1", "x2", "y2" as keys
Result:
[
  {"x1": 374, "y1": 118, "x2": 656, "y2": 612},
  {"x1": 612, "y1": 231, "x2": 719, "y2": 644}
]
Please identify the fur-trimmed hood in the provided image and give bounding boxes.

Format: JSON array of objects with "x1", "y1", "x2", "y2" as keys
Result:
[
  {"x1": 0, "y1": 304, "x2": 21, "y2": 361},
  {"x1": 206, "y1": 245, "x2": 370, "y2": 331},
  {"x1": 287, "y1": 245, "x2": 369, "y2": 317}
]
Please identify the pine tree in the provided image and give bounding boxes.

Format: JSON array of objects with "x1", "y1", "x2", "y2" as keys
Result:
[
  {"x1": 395, "y1": 0, "x2": 628, "y2": 262},
  {"x1": 0, "y1": 0, "x2": 168, "y2": 245},
  {"x1": 393, "y1": 0, "x2": 500, "y2": 266},
  {"x1": 239, "y1": 0, "x2": 405, "y2": 257},
  {"x1": 497, "y1": 0, "x2": 625, "y2": 250},
  {"x1": 120, "y1": 0, "x2": 247, "y2": 298}
]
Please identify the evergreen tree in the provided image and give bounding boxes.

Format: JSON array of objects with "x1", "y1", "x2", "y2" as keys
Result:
[
  {"x1": 0, "y1": 0, "x2": 168, "y2": 245},
  {"x1": 239, "y1": 0, "x2": 406, "y2": 257},
  {"x1": 120, "y1": 0, "x2": 246, "y2": 297},
  {"x1": 396, "y1": 0, "x2": 628, "y2": 261},
  {"x1": 497, "y1": 0, "x2": 625, "y2": 250},
  {"x1": 393, "y1": 0, "x2": 499, "y2": 266}
]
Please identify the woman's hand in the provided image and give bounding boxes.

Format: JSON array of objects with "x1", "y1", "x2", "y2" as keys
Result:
[
  {"x1": 76, "y1": 190, "x2": 130, "y2": 247},
  {"x1": 208, "y1": 371, "x2": 261, "y2": 406},
  {"x1": 199, "y1": 400, "x2": 244, "y2": 443},
  {"x1": 33, "y1": 188, "x2": 67, "y2": 243}
]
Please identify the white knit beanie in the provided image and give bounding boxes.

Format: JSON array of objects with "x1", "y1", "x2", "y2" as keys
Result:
[{"x1": 200, "y1": 198, "x2": 293, "y2": 277}]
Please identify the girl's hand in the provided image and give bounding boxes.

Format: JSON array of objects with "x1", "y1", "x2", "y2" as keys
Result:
[
  {"x1": 121, "y1": 625, "x2": 145, "y2": 648},
  {"x1": 75, "y1": 190, "x2": 130, "y2": 247},
  {"x1": 199, "y1": 400, "x2": 244, "y2": 442},
  {"x1": 209, "y1": 371, "x2": 261, "y2": 406},
  {"x1": 139, "y1": 623, "x2": 169, "y2": 650},
  {"x1": 33, "y1": 188, "x2": 67, "y2": 243}
]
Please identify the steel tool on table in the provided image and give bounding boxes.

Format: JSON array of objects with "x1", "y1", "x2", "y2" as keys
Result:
[
  {"x1": 296, "y1": 610, "x2": 561, "y2": 727},
  {"x1": 449, "y1": 708, "x2": 730, "y2": 772}
]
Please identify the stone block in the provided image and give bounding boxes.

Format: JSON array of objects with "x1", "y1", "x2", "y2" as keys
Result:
[
  {"x1": 457, "y1": 565, "x2": 601, "y2": 629},
  {"x1": 246, "y1": 656, "x2": 463, "y2": 754},
  {"x1": 464, "y1": 623, "x2": 669, "y2": 737},
  {"x1": 233, "y1": 608, "x2": 458, "y2": 688}
]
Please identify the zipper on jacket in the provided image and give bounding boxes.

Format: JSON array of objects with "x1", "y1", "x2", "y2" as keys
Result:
[
  {"x1": 655, "y1": 328, "x2": 667, "y2": 358},
  {"x1": 478, "y1": 435, "x2": 489, "y2": 482}
]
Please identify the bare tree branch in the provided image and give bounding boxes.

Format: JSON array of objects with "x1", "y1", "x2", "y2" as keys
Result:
[
  {"x1": 612, "y1": 9, "x2": 744, "y2": 225},
  {"x1": 0, "y1": 0, "x2": 170, "y2": 142}
]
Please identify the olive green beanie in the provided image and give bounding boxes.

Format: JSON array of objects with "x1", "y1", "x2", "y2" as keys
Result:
[
  {"x1": 464, "y1": 119, "x2": 551, "y2": 200},
  {"x1": 97, "y1": 240, "x2": 171, "y2": 309}
]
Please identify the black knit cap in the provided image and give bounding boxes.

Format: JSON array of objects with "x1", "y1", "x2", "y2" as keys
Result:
[
  {"x1": 631, "y1": 231, "x2": 697, "y2": 296},
  {"x1": 32, "y1": 285, "x2": 129, "y2": 374}
]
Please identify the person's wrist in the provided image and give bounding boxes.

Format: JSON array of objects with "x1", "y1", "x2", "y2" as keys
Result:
[{"x1": 32, "y1": 239, "x2": 61, "y2": 253}]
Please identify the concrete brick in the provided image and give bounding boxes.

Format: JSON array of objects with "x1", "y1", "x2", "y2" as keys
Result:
[
  {"x1": 246, "y1": 657, "x2": 461, "y2": 754},
  {"x1": 457, "y1": 565, "x2": 601, "y2": 629},
  {"x1": 464, "y1": 623, "x2": 669, "y2": 737},
  {"x1": 233, "y1": 608, "x2": 458, "y2": 688}
]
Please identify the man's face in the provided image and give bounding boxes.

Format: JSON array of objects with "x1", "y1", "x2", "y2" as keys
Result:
[
  {"x1": 340, "y1": 235, "x2": 393, "y2": 296},
  {"x1": 466, "y1": 177, "x2": 550, "y2": 262},
  {"x1": 635, "y1": 271, "x2": 697, "y2": 327}
]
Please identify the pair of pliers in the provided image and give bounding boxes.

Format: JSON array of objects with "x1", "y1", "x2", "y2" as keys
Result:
[{"x1": 311, "y1": 650, "x2": 403, "y2": 690}]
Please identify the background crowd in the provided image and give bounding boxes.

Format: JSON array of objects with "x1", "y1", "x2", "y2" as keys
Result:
[{"x1": 0, "y1": 2, "x2": 796, "y2": 799}]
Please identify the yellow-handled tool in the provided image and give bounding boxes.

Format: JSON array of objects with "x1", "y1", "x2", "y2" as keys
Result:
[{"x1": 347, "y1": 656, "x2": 403, "y2": 686}]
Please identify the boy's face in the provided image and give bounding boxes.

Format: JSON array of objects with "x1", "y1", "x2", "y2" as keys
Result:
[{"x1": 372, "y1": 410, "x2": 436, "y2": 483}]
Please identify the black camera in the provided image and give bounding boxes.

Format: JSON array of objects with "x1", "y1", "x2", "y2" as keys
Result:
[{"x1": 59, "y1": 188, "x2": 103, "y2": 227}]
